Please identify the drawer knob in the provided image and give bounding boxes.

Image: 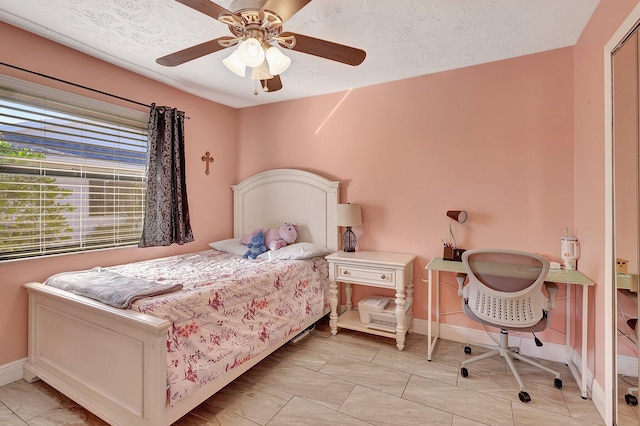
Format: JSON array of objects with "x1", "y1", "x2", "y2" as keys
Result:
[
  {"x1": 343, "y1": 271, "x2": 349, "y2": 275},
  {"x1": 381, "y1": 274, "x2": 387, "y2": 279}
]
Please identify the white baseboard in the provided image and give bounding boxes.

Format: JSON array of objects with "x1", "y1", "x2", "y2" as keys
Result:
[
  {"x1": 413, "y1": 318, "x2": 607, "y2": 417},
  {"x1": 413, "y1": 318, "x2": 572, "y2": 364},
  {"x1": 1, "y1": 322, "x2": 609, "y2": 424},
  {"x1": 617, "y1": 354, "x2": 638, "y2": 377},
  {"x1": 591, "y1": 377, "x2": 607, "y2": 425},
  {"x1": 0, "y1": 358, "x2": 25, "y2": 387},
  {"x1": 411, "y1": 318, "x2": 609, "y2": 422},
  {"x1": 0, "y1": 318, "x2": 605, "y2": 418},
  {"x1": 413, "y1": 318, "x2": 595, "y2": 389}
]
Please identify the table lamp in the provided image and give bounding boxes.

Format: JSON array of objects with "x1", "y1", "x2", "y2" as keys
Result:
[
  {"x1": 337, "y1": 203, "x2": 362, "y2": 252},
  {"x1": 444, "y1": 210, "x2": 467, "y2": 261},
  {"x1": 447, "y1": 210, "x2": 467, "y2": 224}
]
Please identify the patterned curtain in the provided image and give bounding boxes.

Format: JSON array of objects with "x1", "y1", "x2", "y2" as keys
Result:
[{"x1": 138, "y1": 103, "x2": 194, "y2": 247}]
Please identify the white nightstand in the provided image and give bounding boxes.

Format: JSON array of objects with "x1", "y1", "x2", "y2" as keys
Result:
[{"x1": 325, "y1": 251, "x2": 416, "y2": 350}]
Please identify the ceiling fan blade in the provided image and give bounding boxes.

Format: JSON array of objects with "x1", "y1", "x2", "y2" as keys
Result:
[
  {"x1": 156, "y1": 37, "x2": 233, "y2": 66},
  {"x1": 279, "y1": 32, "x2": 366, "y2": 66},
  {"x1": 262, "y1": 75, "x2": 283, "y2": 92},
  {"x1": 261, "y1": 0, "x2": 311, "y2": 23},
  {"x1": 175, "y1": 0, "x2": 241, "y2": 25}
]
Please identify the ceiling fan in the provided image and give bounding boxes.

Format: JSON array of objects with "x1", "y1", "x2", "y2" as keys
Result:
[{"x1": 156, "y1": 0, "x2": 366, "y2": 94}]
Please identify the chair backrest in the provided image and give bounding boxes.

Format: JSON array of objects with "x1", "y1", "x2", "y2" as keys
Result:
[{"x1": 461, "y1": 249, "x2": 550, "y2": 328}]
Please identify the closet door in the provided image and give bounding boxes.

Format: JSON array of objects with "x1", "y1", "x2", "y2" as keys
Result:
[{"x1": 613, "y1": 28, "x2": 640, "y2": 425}]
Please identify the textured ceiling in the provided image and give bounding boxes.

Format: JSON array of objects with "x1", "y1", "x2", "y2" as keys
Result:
[{"x1": 0, "y1": 0, "x2": 599, "y2": 109}]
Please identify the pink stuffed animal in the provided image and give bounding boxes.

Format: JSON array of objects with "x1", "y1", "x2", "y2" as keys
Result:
[
  {"x1": 241, "y1": 223, "x2": 298, "y2": 251},
  {"x1": 265, "y1": 223, "x2": 297, "y2": 250}
]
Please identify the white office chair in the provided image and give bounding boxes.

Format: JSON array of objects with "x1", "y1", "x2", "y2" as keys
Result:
[{"x1": 457, "y1": 249, "x2": 562, "y2": 403}]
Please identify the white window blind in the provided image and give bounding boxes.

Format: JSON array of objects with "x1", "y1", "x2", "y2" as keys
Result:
[{"x1": 0, "y1": 76, "x2": 149, "y2": 260}]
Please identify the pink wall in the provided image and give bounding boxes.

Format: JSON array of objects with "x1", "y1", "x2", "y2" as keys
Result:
[
  {"x1": 0, "y1": 23, "x2": 239, "y2": 365},
  {"x1": 2, "y1": 3, "x2": 640, "y2": 404},
  {"x1": 237, "y1": 47, "x2": 575, "y2": 342}
]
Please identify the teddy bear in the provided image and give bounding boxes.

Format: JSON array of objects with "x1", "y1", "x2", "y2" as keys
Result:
[
  {"x1": 241, "y1": 223, "x2": 298, "y2": 251},
  {"x1": 243, "y1": 230, "x2": 267, "y2": 259}
]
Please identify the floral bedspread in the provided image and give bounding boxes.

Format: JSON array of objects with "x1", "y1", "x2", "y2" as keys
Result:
[{"x1": 105, "y1": 249, "x2": 330, "y2": 405}]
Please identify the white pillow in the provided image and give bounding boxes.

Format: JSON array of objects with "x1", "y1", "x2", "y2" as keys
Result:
[
  {"x1": 258, "y1": 242, "x2": 332, "y2": 260},
  {"x1": 208, "y1": 239, "x2": 247, "y2": 257}
]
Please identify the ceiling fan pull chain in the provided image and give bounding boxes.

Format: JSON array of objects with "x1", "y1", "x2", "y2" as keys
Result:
[{"x1": 254, "y1": 78, "x2": 259, "y2": 96}]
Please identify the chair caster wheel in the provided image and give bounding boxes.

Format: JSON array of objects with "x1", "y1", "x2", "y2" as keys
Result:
[
  {"x1": 625, "y1": 394, "x2": 638, "y2": 406},
  {"x1": 460, "y1": 367, "x2": 468, "y2": 378},
  {"x1": 554, "y1": 378, "x2": 563, "y2": 389},
  {"x1": 464, "y1": 346, "x2": 471, "y2": 355},
  {"x1": 518, "y1": 391, "x2": 531, "y2": 403}
]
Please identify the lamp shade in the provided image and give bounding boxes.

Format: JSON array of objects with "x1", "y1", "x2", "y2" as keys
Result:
[
  {"x1": 222, "y1": 49, "x2": 246, "y2": 77},
  {"x1": 237, "y1": 37, "x2": 265, "y2": 67},
  {"x1": 265, "y1": 46, "x2": 291, "y2": 75},
  {"x1": 250, "y1": 60, "x2": 273, "y2": 80},
  {"x1": 447, "y1": 210, "x2": 467, "y2": 223},
  {"x1": 337, "y1": 204, "x2": 362, "y2": 227}
]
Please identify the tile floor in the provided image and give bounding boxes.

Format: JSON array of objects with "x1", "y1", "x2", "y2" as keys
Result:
[{"x1": 0, "y1": 318, "x2": 628, "y2": 425}]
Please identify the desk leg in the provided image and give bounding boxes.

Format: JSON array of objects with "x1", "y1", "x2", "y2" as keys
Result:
[
  {"x1": 565, "y1": 283, "x2": 590, "y2": 399},
  {"x1": 427, "y1": 269, "x2": 440, "y2": 361},
  {"x1": 436, "y1": 269, "x2": 440, "y2": 342},
  {"x1": 329, "y1": 279, "x2": 338, "y2": 336},
  {"x1": 581, "y1": 284, "x2": 589, "y2": 399},
  {"x1": 566, "y1": 284, "x2": 571, "y2": 362}
]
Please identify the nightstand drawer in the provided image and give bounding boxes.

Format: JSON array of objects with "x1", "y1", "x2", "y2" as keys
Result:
[{"x1": 337, "y1": 265, "x2": 395, "y2": 287}]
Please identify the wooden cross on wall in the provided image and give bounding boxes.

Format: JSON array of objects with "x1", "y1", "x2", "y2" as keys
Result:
[{"x1": 201, "y1": 151, "x2": 214, "y2": 175}]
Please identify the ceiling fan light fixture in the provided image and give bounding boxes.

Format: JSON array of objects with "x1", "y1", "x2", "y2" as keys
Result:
[
  {"x1": 222, "y1": 50, "x2": 246, "y2": 77},
  {"x1": 156, "y1": 0, "x2": 367, "y2": 96},
  {"x1": 265, "y1": 46, "x2": 291, "y2": 75},
  {"x1": 250, "y1": 60, "x2": 273, "y2": 81},
  {"x1": 237, "y1": 37, "x2": 265, "y2": 68}
]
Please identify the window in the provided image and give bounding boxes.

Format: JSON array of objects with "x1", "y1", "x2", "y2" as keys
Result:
[{"x1": 0, "y1": 76, "x2": 149, "y2": 260}]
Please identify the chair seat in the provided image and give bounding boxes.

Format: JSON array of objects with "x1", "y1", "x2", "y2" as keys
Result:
[{"x1": 463, "y1": 303, "x2": 548, "y2": 333}]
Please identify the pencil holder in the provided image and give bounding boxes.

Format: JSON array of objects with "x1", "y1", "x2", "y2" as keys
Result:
[{"x1": 443, "y1": 247, "x2": 465, "y2": 262}]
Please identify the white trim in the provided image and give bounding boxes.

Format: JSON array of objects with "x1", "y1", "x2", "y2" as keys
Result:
[
  {"x1": 413, "y1": 318, "x2": 597, "y2": 412},
  {"x1": 6, "y1": 319, "x2": 603, "y2": 410},
  {"x1": 605, "y1": 4, "x2": 640, "y2": 425},
  {"x1": 618, "y1": 354, "x2": 639, "y2": 377},
  {"x1": 412, "y1": 318, "x2": 583, "y2": 365},
  {"x1": 0, "y1": 358, "x2": 26, "y2": 387},
  {"x1": 592, "y1": 377, "x2": 607, "y2": 422}
]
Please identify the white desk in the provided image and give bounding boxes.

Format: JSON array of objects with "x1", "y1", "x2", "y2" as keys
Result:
[{"x1": 425, "y1": 257, "x2": 595, "y2": 399}]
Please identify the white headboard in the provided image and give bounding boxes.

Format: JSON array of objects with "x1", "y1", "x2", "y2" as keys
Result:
[{"x1": 232, "y1": 169, "x2": 340, "y2": 252}]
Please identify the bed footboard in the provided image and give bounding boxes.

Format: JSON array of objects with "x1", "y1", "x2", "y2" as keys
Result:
[
  {"x1": 24, "y1": 281, "x2": 330, "y2": 426},
  {"x1": 24, "y1": 282, "x2": 171, "y2": 426}
]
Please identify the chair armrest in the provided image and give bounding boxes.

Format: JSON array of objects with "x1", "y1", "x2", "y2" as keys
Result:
[
  {"x1": 456, "y1": 273, "x2": 467, "y2": 297},
  {"x1": 544, "y1": 282, "x2": 559, "y2": 310}
]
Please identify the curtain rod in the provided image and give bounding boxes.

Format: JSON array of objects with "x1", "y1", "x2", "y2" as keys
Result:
[{"x1": 0, "y1": 61, "x2": 152, "y2": 108}]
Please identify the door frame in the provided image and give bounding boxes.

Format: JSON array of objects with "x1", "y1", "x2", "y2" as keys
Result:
[{"x1": 605, "y1": 3, "x2": 640, "y2": 424}]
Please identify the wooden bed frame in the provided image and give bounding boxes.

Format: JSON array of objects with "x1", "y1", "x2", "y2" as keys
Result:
[{"x1": 23, "y1": 169, "x2": 339, "y2": 426}]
